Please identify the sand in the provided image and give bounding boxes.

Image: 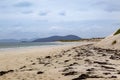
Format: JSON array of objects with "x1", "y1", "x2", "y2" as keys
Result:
[
  {"x1": 0, "y1": 41, "x2": 120, "y2": 80},
  {"x1": 95, "y1": 33, "x2": 120, "y2": 50}
]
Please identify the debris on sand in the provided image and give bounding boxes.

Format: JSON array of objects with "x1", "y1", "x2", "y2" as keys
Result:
[
  {"x1": 0, "y1": 70, "x2": 14, "y2": 76},
  {"x1": 37, "y1": 71, "x2": 44, "y2": 74},
  {"x1": 62, "y1": 71, "x2": 78, "y2": 76}
]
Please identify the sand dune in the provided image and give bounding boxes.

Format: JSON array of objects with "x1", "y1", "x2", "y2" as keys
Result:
[{"x1": 95, "y1": 29, "x2": 120, "y2": 50}]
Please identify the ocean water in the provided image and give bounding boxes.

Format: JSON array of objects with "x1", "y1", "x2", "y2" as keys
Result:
[{"x1": 0, "y1": 42, "x2": 62, "y2": 49}]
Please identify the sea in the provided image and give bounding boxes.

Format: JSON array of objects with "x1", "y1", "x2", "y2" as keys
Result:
[{"x1": 0, "y1": 42, "x2": 63, "y2": 49}]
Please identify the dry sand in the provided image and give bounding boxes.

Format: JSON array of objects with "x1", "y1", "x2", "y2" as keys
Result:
[
  {"x1": 0, "y1": 41, "x2": 120, "y2": 80},
  {"x1": 95, "y1": 32, "x2": 120, "y2": 50}
]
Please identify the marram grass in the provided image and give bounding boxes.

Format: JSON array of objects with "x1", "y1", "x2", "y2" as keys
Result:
[{"x1": 114, "y1": 28, "x2": 120, "y2": 35}]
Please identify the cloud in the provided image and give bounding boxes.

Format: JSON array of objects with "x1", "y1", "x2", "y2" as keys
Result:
[
  {"x1": 39, "y1": 11, "x2": 48, "y2": 16},
  {"x1": 0, "y1": 20, "x2": 119, "y2": 39},
  {"x1": 59, "y1": 12, "x2": 66, "y2": 16},
  {"x1": 14, "y1": 1, "x2": 33, "y2": 7},
  {"x1": 49, "y1": 26, "x2": 63, "y2": 30},
  {"x1": 0, "y1": 0, "x2": 120, "y2": 39},
  {"x1": 93, "y1": 0, "x2": 120, "y2": 12},
  {"x1": 105, "y1": 5, "x2": 120, "y2": 12},
  {"x1": 22, "y1": 11, "x2": 33, "y2": 14}
]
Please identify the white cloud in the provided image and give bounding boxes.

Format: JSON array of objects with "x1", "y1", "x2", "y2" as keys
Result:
[{"x1": 49, "y1": 26, "x2": 62, "y2": 30}]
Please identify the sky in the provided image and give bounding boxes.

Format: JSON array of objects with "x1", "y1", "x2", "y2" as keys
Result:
[{"x1": 0, "y1": 0, "x2": 120, "y2": 39}]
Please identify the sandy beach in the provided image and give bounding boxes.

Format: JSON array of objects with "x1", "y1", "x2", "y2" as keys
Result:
[
  {"x1": 0, "y1": 0, "x2": 120, "y2": 80},
  {"x1": 0, "y1": 41, "x2": 120, "y2": 80}
]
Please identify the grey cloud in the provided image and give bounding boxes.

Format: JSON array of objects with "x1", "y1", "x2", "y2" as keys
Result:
[
  {"x1": 105, "y1": 5, "x2": 120, "y2": 12},
  {"x1": 59, "y1": 12, "x2": 66, "y2": 16},
  {"x1": 21, "y1": 11, "x2": 33, "y2": 14},
  {"x1": 39, "y1": 11, "x2": 48, "y2": 16},
  {"x1": 14, "y1": 1, "x2": 33, "y2": 7},
  {"x1": 93, "y1": 1, "x2": 120, "y2": 12}
]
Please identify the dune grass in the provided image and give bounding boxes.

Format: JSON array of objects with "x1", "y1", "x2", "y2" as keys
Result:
[
  {"x1": 112, "y1": 40, "x2": 117, "y2": 45},
  {"x1": 114, "y1": 28, "x2": 120, "y2": 35}
]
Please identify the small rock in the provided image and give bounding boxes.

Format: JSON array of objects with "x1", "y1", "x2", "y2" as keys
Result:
[
  {"x1": 45, "y1": 56, "x2": 51, "y2": 59},
  {"x1": 111, "y1": 76, "x2": 117, "y2": 78},
  {"x1": 64, "y1": 60, "x2": 69, "y2": 63},
  {"x1": 62, "y1": 67, "x2": 73, "y2": 72},
  {"x1": 86, "y1": 68, "x2": 94, "y2": 71},
  {"x1": 94, "y1": 61, "x2": 108, "y2": 65},
  {"x1": 20, "y1": 66, "x2": 26, "y2": 69},
  {"x1": 117, "y1": 71, "x2": 120, "y2": 74},
  {"x1": 72, "y1": 74, "x2": 89, "y2": 80},
  {"x1": 102, "y1": 54, "x2": 107, "y2": 56},
  {"x1": 103, "y1": 72, "x2": 111, "y2": 75},
  {"x1": 62, "y1": 71, "x2": 78, "y2": 76},
  {"x1": 32, "y1": 63, "x2": 36, "y2": 65},
  {"x1": 101, "y1": 66, "x2": 115, "y2": 69},
  {"x1": 37, "y1": 71, "x2": 44, "y2": 74},
  {"x1": 0, "y1": 70, "x2": 14, "y2": 76},
  {"x1": 69, "y1": 62, "x2": 78, "y2": 66}
]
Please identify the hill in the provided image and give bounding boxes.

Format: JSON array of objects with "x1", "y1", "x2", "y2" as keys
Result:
[{"x1": 32, "y1": 35, "x2": 81, "y2": 42}]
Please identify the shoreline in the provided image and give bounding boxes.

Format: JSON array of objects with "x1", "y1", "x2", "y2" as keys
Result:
[{"x1": 0, "y1": 42, "x2": 95, "y2": 53}]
